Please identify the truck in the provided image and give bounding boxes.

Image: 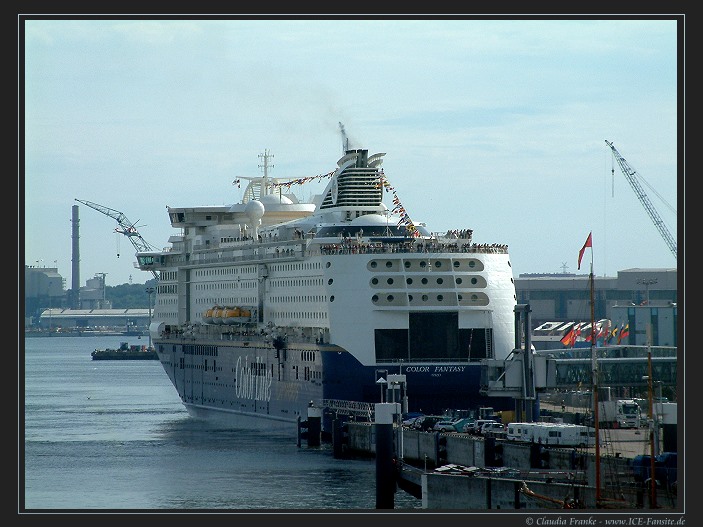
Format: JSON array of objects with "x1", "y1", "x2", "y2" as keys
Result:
[{"x1": 597, "y1": 399, "x2": 641, "y2": 429}]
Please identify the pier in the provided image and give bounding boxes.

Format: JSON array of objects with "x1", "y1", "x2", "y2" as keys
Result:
[{"x1": 340, "y1": 422, "x2": 677, "y2": 509}]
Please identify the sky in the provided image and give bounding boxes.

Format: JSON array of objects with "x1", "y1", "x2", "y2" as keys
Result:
[{"x1": 21, "y1": 16, "x2": 682, "y2": 288}]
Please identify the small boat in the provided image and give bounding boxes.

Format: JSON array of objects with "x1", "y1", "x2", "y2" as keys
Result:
[
  {"x1": 202, "y1": 307, "x2": 215, "y2": 324},
  {"x1": 91, "y1": 342, "x2": 158, "y2": 360},
  {"x1": 211, "y1": 306, "x2": 225, "y2": 325}
]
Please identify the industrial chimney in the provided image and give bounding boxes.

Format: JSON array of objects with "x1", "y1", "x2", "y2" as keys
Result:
[{"x1": 70, "y1": 204, "x2": 80, "y2": 309}]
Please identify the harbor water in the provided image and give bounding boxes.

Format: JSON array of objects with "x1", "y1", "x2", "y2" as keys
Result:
[{"x1": 22, "y1": 335, "x2": 422, "y2": 512}]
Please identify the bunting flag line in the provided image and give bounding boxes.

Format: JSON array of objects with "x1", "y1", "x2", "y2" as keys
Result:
[
  {"x1": 240, "y1": 166, "x2": 421, "y2": 238},
  {"x1": 577, "y1": 231, "x2": 592, "y2": 270},
  {"x1": 268, "y1": 170, "x2": 336, "y2": 189}
]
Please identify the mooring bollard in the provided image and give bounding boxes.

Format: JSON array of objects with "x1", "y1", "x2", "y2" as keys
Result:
[
  {"x1": 307, "y1": 402, "x2": 321, "y2": 447},
  {"x1": 375, "y1": 402, "x2": 399, "y2": 509}
]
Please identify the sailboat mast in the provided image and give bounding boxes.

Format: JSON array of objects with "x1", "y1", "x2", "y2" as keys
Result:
[
  {"x1": 590, "y1": 262, "x2": 601, "y2": 505},
  {"x1": 646, "y1": 326, "x2": 657, "y2": 509}
]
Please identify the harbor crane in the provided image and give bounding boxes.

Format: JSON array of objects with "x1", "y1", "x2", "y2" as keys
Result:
[
  {"x1": 605, "y1": 140, "x2": 677, "y2": 260},
  {"x1": 75, "y1": 198, "x2": 159, "y2": 279}
]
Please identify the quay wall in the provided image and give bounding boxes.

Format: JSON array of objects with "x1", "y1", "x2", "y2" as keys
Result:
[
  {"x1": 347, "y1": 423, "x2": 607, "y2": 472},
  {"x1": 344, "y1": 423, "x2": 676, "y2": 509}
]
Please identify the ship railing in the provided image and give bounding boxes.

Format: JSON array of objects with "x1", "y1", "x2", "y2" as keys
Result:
[
  {"x1": 322, "y1": 399, "x2": 375, "y2": 419},
  {"x1": 311, "y1": 241, "x2": 509, "y2": 256},
  {"x1": 155, "y1": 238, "x2": 508, "y2": 268}
]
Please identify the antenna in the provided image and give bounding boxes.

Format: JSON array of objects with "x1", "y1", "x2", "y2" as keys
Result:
[{"x1": 258, "y1": 149, "x2": 274, "y2": 198}]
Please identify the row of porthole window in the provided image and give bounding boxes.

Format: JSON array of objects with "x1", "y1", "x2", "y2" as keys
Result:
[
  {"x1": 301, "y1": 351, "x2": 316, "y2": 362},
  {"x1": 370, "y1": 276, "x2": 479, "y2": 286},
  {"x1": 372, "y1": 293, "x2": 480, "y2": 303},
  {"x1": 369, "y1": 260, "x2": 476, "y2": 269}
]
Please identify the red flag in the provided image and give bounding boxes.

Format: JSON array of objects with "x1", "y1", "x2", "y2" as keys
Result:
[
  {"x1": 577, "y1": 232, "x2": 592, "y2": 270},
  {"x1": 560, "y1": 328, "x2": 575, "y2": 346}
]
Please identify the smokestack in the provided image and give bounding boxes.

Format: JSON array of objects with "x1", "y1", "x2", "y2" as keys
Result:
[
  {"x1": 71, "y1": 204, "x2": 80, "y2": 308},
  {"x1": 338, "y1": 121, "x2": 349, "y2": 152}
]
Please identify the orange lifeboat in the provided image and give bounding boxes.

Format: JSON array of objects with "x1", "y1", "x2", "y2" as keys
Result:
[
  {"x1": 202, "y1": 307, "x2": 214, "y2": 324},
  {"x1": 222, "y1": 306, "x2": 241, "y2": 324},
  {"x1": 211, "y1": 306, "x2": 224, "y2": 324}
]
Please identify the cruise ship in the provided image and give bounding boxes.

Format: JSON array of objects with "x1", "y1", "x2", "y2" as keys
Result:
[{"x1": 137, "y1": 147, "x2": 518, "y2": 435}]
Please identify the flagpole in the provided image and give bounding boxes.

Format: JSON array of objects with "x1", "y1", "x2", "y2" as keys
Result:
[
  {"x1": 579, "y1": 232, "x2": 601, "y2": 507},
  {"x1": 591, "y1": 258, "x2": 601, "y2": 506}
]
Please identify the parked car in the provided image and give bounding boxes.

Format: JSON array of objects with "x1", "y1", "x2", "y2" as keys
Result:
[
  {"x1": 412, "y1": 415, "x2": 444, "y2": 431},
  {"x1": 433, "y1": 419, "x2": 460, "y2": 432},
  {"x1": 467, "y1": 419, "x2": 498, "y2": 435},
  {"x1": 402, "y1": 412, "x2": 423, "y2": 427},
  {"x1": 451, "y1": 417, "x2": 475, "y2": 433},
  {"x1": 480, "y1": 421, "x2": 506, "y2": 437}
]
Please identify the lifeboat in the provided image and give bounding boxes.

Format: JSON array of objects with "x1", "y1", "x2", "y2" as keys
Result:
[
  {"x1": 222, "y1": 306, "x2": 241, "y2": 324},
  {"x1": 211, "y1": 306, "x2": 224, "y2": 324},
  {"x1": 202, "y1": 307, "x2": 214, "y2": 324}
]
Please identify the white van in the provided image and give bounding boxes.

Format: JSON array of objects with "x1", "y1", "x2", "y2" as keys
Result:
[{"x1": 468, "y1": 419, "x2": 497, "y2": 434}]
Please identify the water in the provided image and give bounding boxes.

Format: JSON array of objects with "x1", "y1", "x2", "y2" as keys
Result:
[{"x1": 22, "y1": 336, "x2": 422, "y2": 512}]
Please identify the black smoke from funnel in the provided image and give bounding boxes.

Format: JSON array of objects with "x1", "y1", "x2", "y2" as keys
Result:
[{"x1": 339, "y1": 121, "x2": 349, "y2": 152}]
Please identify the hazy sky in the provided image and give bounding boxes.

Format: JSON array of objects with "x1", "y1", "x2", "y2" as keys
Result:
[{"x1": 22, "y1": 16, "x2": 681, "y2": 287}]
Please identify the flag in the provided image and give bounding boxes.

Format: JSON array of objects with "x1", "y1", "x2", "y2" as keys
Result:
[
  {"x1": 616, "y1": 322, "x2": 626, "y2": 344},
  {"x1": 561, "y1": 327, "x2": 575, "y2": 346},
  {"x1": 568, "y1": 322, "x2": 582, "y2": 347},
  {"x1": 598, "y1": 320, "x2": 610, "y2": 346},
  {"x1": 619, "y1": 323, "x2": 630, "y2": 343},
  {"x1": 577, "y1": 232, "x2": 592, "y2": 270}
]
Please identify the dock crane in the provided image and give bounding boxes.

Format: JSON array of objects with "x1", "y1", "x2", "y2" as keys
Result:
[
  {"x1": 605, "y1": 140, "x2": 677, "y2": 260},
  {"x1": 75, "y1": 198, "x2": 159, "y2": 279}
]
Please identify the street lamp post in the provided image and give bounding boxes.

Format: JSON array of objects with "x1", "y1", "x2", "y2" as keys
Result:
[
  {"x1": 637, "y1": 278, "x2": 658, "y2": 305},
  {"x1": 145, "y1": 287, "x2": 155, "y2": 349},
  {"x1": 376, "y1": 377, "x2": 387, "y2": 403}
]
